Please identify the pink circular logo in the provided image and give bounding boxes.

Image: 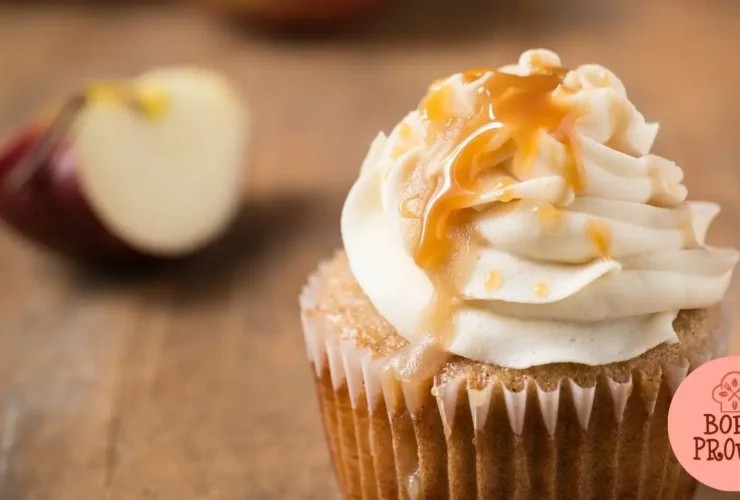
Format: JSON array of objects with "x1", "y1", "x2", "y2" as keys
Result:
[{"x1": 668, "y1": 356, "x2": 740, "y2": 492}]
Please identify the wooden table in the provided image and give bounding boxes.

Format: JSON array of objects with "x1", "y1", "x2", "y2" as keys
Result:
[{"x1": 0, "y1": 0, "x2": 739, "y2": 498}]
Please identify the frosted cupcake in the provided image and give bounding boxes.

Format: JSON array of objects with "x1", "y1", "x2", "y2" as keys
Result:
[{"x1": 300, "y1": 49, "x2": 738, "y2": 499}]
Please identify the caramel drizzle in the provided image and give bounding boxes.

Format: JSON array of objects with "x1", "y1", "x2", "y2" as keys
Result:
[
  {"x1": 534, "y1": 282, "x2": 551, "y2": 298},
  {"x1": 485, "y1": 270, "x2": 501, "y2": 291},
  {"x1": 532, "y1": 202, "x2": 566, "y2": 234},
  {"x1": 678, "y1": 205, "x2": 697, "y2": 248},
  {"x1": 387, "y1": 66, "x2": 589, "y2": 382},
  {"x1": 585, "y1": 218, "x2": 613, "y2": 259},
  {"x1": 414, "y1": 67, "x2": 578, "y2": 269}
]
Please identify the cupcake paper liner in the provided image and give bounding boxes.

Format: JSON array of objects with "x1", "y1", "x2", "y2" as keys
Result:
[{"x1": 300, "y1": 264, "x2": 731, "y2": 500}]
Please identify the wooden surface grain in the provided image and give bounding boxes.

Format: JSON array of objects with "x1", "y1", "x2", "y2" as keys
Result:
[{"x1": 0, "y1": 0, "x2": 739, "y2": 498}]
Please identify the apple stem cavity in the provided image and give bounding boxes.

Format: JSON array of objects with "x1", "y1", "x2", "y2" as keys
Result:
[
  {"x1": 85, "y1": 82, "x2": 171, "y2": 122},
  {"x1": 3, "y1": 93, "x2": 87, "y2": 193}
]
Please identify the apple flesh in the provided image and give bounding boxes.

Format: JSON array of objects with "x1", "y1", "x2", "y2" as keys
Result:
[
  {"x1": 198, "y1": 0, "x2": 384, "y2": 30},
  {"x1": 0, "y1": 67, "x2": 248, "y2": 264}
]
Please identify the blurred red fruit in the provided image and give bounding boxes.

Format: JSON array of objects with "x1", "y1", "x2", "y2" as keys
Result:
[
  {"x1": 0, "y1": 126, "x2": 141, "y2": 263},
  {"x1": 195, "y1": 0, "x2": 386, "y2": 31}
]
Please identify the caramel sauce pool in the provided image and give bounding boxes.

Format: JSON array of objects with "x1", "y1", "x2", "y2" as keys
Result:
[{"x1": 413, "y1": 67, "x2": 576, "y2": 269}]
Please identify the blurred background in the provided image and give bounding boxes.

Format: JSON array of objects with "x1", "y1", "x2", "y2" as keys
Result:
[{"x1": 0, "y1": 0, "x2": 739, "y2": 498}]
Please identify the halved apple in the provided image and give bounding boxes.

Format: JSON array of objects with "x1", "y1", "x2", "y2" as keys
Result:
[{"x1": 0, "y1": 67, "x2": 248, "y2": 263}]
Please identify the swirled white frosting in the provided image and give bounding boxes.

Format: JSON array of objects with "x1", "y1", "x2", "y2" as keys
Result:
[{"x1": 341, "y1": 49, "x2": 738, "y2": 368}]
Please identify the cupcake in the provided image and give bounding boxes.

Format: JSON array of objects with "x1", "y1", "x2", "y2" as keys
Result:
[{"x1": 300, "y1": 49, "x2": 738, "y2": 499}]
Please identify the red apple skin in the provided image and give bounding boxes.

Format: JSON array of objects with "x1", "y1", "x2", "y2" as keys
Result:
[
  {"x1": 196, "y1": 0, "x2": 385, "y2": 30},
  {"x1": 0, "y1": 126, "x2": 146, "y2": 264}
]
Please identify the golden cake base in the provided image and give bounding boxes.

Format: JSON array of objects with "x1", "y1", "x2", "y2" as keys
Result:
[{"x1": 301, "y1": 253, "x2": 729, "y2": 499}]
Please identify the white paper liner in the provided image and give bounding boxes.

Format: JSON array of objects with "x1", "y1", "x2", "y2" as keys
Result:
[
  {"x1": 468, "y1": 382, "x2": 494, "y2": 431},
  {"x1": 536, "y1": 381, "x2": 562, "y2": 436},
  {"x1": 361, "y1": 356, "x2": 383, "y2": 411},
  {"x1": 501, "y1": 382, "x2": 529, "y2": 435},
  {"x1": 569, "y1": 379, "x2": 596, "y2": 429},
  {"x1": 607, "y1": 376, "x2": 633, "y2": 424},
  {"x1": 340, "y1": 340, "x2": 370, "y2": 408},
  {"x1": 432, "y1": 376, "x2": 463, "y2": 439}
]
